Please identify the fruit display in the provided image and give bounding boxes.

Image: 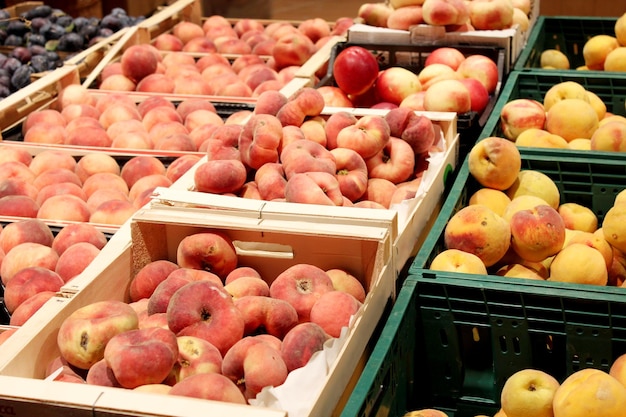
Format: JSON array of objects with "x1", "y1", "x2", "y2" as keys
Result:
[
  {"x1": 0, "y1": 145, "x2": 201, "y2": 225},
  {"x1": 0, "y1": 218, "x2": 112, "y2": 327},
  {"x1": 90, "y1": 12, "x2": 354, "y2": 97},
  {"x1": 357, "y1": 0, "x2": 533, "y2": 33},
  {"x1": 479, "y1": 69, "x2": 626, "y2": 154},
  {"x1": 0, "y1": 4, "x2": 144, "y2": 98},
  {"x1": 425, "y1": 136, "x2": 626, "y2": 287},
  {"x1": 0, "y1": 199, "x2": 393, "y2": 417},
  {"x1": 518, "y1": 13, "x2": 626, "y2": 71},
  {"x1": 321, "y1": 43, "x2": 500, "y2": 116}
]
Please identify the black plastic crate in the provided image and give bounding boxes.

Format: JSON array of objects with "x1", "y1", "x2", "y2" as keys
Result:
[{"x1": 515, "y1": 16, "x2": 619, "y2": 71}]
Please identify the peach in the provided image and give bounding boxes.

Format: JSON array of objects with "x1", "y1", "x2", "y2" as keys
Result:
[
  {"x1": 23, "y1": 125, "x2": 67, "y2": 147},
  {"x1": 120, "y1": 156, "x2": 166, "y2": 190},
  {"x1": 33, "y1": 168, "x2": 82, "y2": 191},
  {"x1": 168, "y1": 371, "x2": 246, "y2": 404},
  {"x1": 585, "y1": 91, "x2": 607, "y2": 121},
  {"x1": 457, "y1": 54, "x2": 500, "y2": 95},
  {"x1": 272, "y1": 32, "x2": 316, "y2": 70},
  {"x1": 106, "y1": 119, "x2": 146, "y2": 142},
  {"x1": 0, "y1": 218, "x2": 54, "y2": 254},
  {"x1": 104, "y1": 326, "x2": 178, "y2": 389},
  {"x1": 590, "y1": 121, "x2": 626, "y2": 152},
  {"x1": 515, "y1": 131, "x2": 568, "y2": 149},
  {"x1": 234, "y1": 295, "x2": 299, "y2": 339},
  {"x1": 225, "y1": 266, "x2": 262, "y2": 284},
  {"x1": 309, "y1": 290, "x2": 361, "y2": 338},
  {"x1": 89, "y1": 199, "x2": 136, "y2": 225},
  {"x1": 0, "y1": 161, "x2": 35, "y2": 184},
  {"x1": 330, "y1": 147, "x2": 368, "y2": 203},
  {"x1": 546, "y1": 98, "x2": 599, "y2": 141},
  {"x1": 133, "y1": 384, "x2": 171, "y2": 394},
  {"x1": 496, "y1": 263, "x2": 545, "y2": 280},
  {"x1": 51, "y1": 223, "x2": 108, "y2": 256},
  {"x1": 0, "y1": 178, "x2": 38, "y2": 200},
  {"x1": 365, "y1": 137, "x2": 415, "y2": 184},
  {"x1": 280, "y1": 139, "x2": 336, "y2": 179},
  {"x1": 166, "y1": 155, "x2": 202, "y2": 183},
  {"x1": 468, "y1": 0, "x2": 514, "y2": 30},
  {"x1": 500, "y1": 368, "x2": 560, "y2": 417},
  {"x1": 284, "y1": 171, "x2": 344, "y2": 206},
  {"x1": 506, "y1": 170, "x2": 560, "y2": 210},
  {"x1": 152, "y1": 32, "x2": 184, "y2": 51},
  {"x1": 540, "y1": 49, "x2": 570, "y2": 69},
  {"x1": 57, "y1": 300, "x2": 139, "y2": 369},
  {"x1": 65, "y1": 125, "x2": 113, "y2": 148},
  {"x1": 603, "y1": 204, "x2": 626, "y2": 254},
  {"x1": 0, "y1": 241, "x2": 59, "y2": 285},
  {"x1": 221, "y1": 336, "x2": 288, "y2": 399},
  {"x1": 55, "y1": 242, "x2": 101, "y2": 283},
  {"x1": 281, "y1": 322, "x2": 330, "y2": 372},
  {"x1": 147, "y1": 268, "x2": 223, "y2": 315},
  {"x1": 468, "y1": 188, "x2": 511, "y2": 217},
  {"x1": 566, "y1": 230, "x2": 613, "y2": 270},
  {"x1": 609, "y1": 352, "x2": 626, "y2": 388},
  {"x1": 499, "y1": 98, "x2": 547, "y2": 141},
  {"x1": 128, "y1": 174, "x2": 172, "y2": 203},
  {"x1": 423, "y1": 79, "x2": 471, "y2": 113},
  {"x1": 335, "y1": 114, "x2": 391, "y2": 160},
  {"x1": 444, "y1": 204, "x2": 511, "y2": 267},
  {"x1": 3, "y1": 266, "x2": 64, "y2": 313},
  {"x1": 9, "y1": 290, "x2": 56, "y2": 326},
  {"x1": 374, "y1": 67, "x2": 422, "y2": 106},
  {"x1": 385, "y1": 108, "x2": 437, "y2": 154},
  {"x1": 276, "y1": 87, "x2": 326, "y2": 127},
  {"x1": 138, "y1": 312, "x2": 169, "y2": 330},
  {"x1": 224, "y1": 276, "x2": 271, "y2": 299},
  {"x1": 135, "y1": 73, "x2": 176, "y2": 94},
  {"x1": 387, "y1": 5, "x2": 425, "y2": 30},
  {"x1": 28, "y1": 150, "x2": 77, "y2": 176},
  {"x1": 238, "y1": 113, "x2": 283, "y2": 170},
  {"x1": 130, "y1": 259, "x2": 180, "y2": 302},
  {"x1": 418, "y1": 63, "x2": 458, "y2": 90},
  {"x1": 583, "y1": 34, "x2": 620, "y2": 70},
  {"x1": 175, "y1": 232, "x2": 237, "y2": 280},
  {"x1": 360, "y1": 177, "x2": 398, "y2": 209},
  {"x1": 422, "y1": 0, "x2": 470, "y2": 26},
  {"x1": 468, "y1": 136, "x2": 522, "y2": 190},
  {"x1": 36, "y1": 194, "x2": 91, "y2": 222},
  {"x1": 543, "y1": 81, "x2": 588, "y2": 112},
  {"x1": 254, "y1": 90, "x2": 289, "y2": 116},
  {"x1": 98, "y1": 74, "x2": 136, "y2": 91},
  {"x1": 172, "y1": 335, "x2": 222, "y2": 383},
  {"x1": 193, "y1": 159, "x2": 247, "y2": 195},
  {"x1": 86, "y1": 358, "x2": 122, "y2": 387},
  {"x1": 142, "y1": 105, "x2": 184, "y2": 133},
  {"x1": 430, "y1": 248, "x2": 488, "y2": 274},
  {"x1": 22, "y1": 108, "x2": 66, "y2": 133},
  {"x1": 510, "y1": 204, "x2": 566, "y2": 262},
  {"x1": 552, "y1": 368, "x2": 626, "y2": 417},
  {"x1": 167, "y1": 280, "x2": 245, "y2": 356},
  {"x1": 269, "y1": 263, "x2": 334, "y2": 322},
  {"x1": 0, "y1": 195, "x2": 39, "y2": 217},
  {"x1": 317, "y1": 270, "x2": 364, "y2": 306},
  {"x1": 425, "y1": 47, "x2": 466, "y2": 71},
  {"x1": 120, "y1": 44, "x2": 159, "y2": 83},
  {"x1": 74, "y1": 153, "x2": 121, "y2": 184},
  {"x1": 502, "y1": 194, "x2": 552, "y2": 223},
  {"x1": 136, "y1": 96, "x2": 176, "y2": 118},
  {"x1": 558, "y1": 202, "x2": 598, "y2": 233}
]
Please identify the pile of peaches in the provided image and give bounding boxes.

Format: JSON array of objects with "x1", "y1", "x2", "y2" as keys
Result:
[
  {"x1": 540, "y1": 12, "x2": 626, "y2": 71},
  {"x1": 96, "y1": 14, "x2": 354, "y2": 97},
  {"x1": 0, "y1": 219, "x2": 109, "y2": 333},
  {"x1": 357, "y1": 0, "x2": 533, "y2": 33},
  {"x1": 499, "y1": 80, "x2": 626, "y2": 152},
  {"x1": 429, "y1": 136, "x2": 626, "y2": 288},
  {"x1": 41, "y1": 230, "x2": 366, "y2": 405},
  {"x1": 191, "y1": 86, "x2": 443, "y2": 208},
  {"x1": 322, "y1": 44, "x2": 499, "y2": 114}
]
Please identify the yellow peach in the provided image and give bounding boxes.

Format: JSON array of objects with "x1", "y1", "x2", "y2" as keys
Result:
[
  {"x1": 496, "y1": 263, "x2": 545, "y2": 280},
  {"x1": 590, "y1": 121, "x2": 626, "y2": 152},
  {"x1": 430, "y1": 249, "x2": 488, "y2": 275},
  {"x1": 603, "y1": 203, "x2": 626, "y2": 253},
  {"x1": 540, "y1": 49, "x2": 570, "y2": 69},
  {"x1": 585, "y1": 91, "x2": 607, "y2": 120},
  {"x1": 543, "y1": 81, "x2": 588, "y2": 112},
  {"x1": 616, "y1": 12, "x2": 626, "y2": 46},
  {"x1": 557, "y1": 202, "x2": 598, "y2": 232},
  {"x1": 515, "y1": 132, "x2": 568, "y2": 149},
  {"x1": 609, "y1": 352, "x2": 626, "y2": 389},
  {"x1": 567, "y1": 138, "x2": 591, "y2": 150},
  {"x1": 565, "y1": 230, "x2": 613, "y2": 269},
  {"x1": 582, "y1": 34, "x2": 620, "y2": 70},
  {"x1": 545, "y1": 98, "x2": 599, "y2": 141},
  {"x1": 548, "y1": 243, "x2": 608, "y2": 286},
  {"x1": 468, "y1": 188, "x2": 512, "y2": 217},
  {"x1": 552, "y1": 368, "x2": 626, "y2": 417},
  {"x1": 506, "y1": 170, "x2": 560, "y2": 210},
  {"x1": 502, "y1": 194, "x2": 551, "y2": 222}
]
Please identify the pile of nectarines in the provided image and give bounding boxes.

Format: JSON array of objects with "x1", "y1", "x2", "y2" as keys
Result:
[
  {"x1": 0, "y1": 219, "x2": 109, "y2": 329},
  {"x1": 97, "y1": 14, "x2": 355, "y2": 97},
  {"x1": 48, "y1": 230, "x2": 366, "y2": 405},
  {"x1": 430, "y1": 136, "x2": 626, "y2": 288},
  {"x1": 499, "y1": 80, "x2": 626, "y2": 152},
  {"x1": 0, "y1": 144, "x2": 199, "y2": 225},
  {"x1": 358, "y1": 0, "x2": 532, "y2": 33},
  {"x1": 192, "y1": 86, "x2": 445, "y2": 208},
  {"x1": 540, "y1": 13, "x2": 626, "y2": 71},
  {"x1": 322, "y1": 44, "x2": 498, "y2": 114}
]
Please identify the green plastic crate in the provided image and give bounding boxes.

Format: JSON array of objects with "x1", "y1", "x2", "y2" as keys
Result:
[
  {"x1": 340, "y1": 154, "x2": 626, "y2": 417},
  {"x1": 479, "y1": 69, "x2": 626, "y2": 158},
  {"x1": 514, "y1": 16, "x2": 619, "y2": 71}
]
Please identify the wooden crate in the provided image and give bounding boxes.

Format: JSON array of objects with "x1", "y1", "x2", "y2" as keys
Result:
[
  {"x1": 169, "y1": 107, "x2": 459, "y2": 279},
  {"x1": 0, "y1": 199, "x2": 395, "y2": 417}
]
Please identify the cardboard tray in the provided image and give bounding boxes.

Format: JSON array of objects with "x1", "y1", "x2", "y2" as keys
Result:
[
  {"x1": 514, "y1": 15, "x2": 620, "y2": 72},
  {"x1": 0, "y1": 196, "x2": 396, "y2": 417},
  {"x1": 168, "y1": 107, "x2": 459, "y2": 281}
]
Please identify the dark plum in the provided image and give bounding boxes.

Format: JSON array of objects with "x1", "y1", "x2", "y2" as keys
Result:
[
  {"x1": 0, "y1": 29, "x2": 6, "y2": 44},
  {"x1": 40, "y1": 22, "x2": 65, "y2": 40},
  {"x1": 97, "y1": 27, "x2": 114, "y2": 38},
  {"x1": 25, "y1": 33, "x2": 46, "y2": 47},
  {"x1": 23, "y1": 5, "x2": 53, "y2": 20},
  {"x1": 0, "y1": 84, "x2": 11, "y2": 98},
  {"x1": 9, "y1": 47, "x2": 31, "y2": 64},
  {"x1": 3, "y1": 35, "x2": 23, "y2": 47},
  {"x1": 29, "y1": 17, "x2": 49, "y2": 33},
  {"x1": 6, "y1": 20, "x2": 29, "y2": 37},
  {"x1": 10, "y1": 65, "x2": 33, "y2": 90},
  {"x1": 99, "y1": 15, "x2": 124, "y2": 32},
  {"x1": 56, "y1": 14, "x2": 73, "y2": 28},
  {"x1": 30, "y1": 55, "x2": 49, "y2": 73},
  {"x1": 57, "y1": 32, "x2": 84, "y2": 52},
  {"x1": 1, "y1": 57, "x2": 21, "y2": 74},
  {"x1": 79, "y1": 23, "x2": 99, "y2": 41}
]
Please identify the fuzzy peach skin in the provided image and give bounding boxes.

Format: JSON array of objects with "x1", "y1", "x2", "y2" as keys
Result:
[
  {"x1": 57, "y1": 300, "x2": 139, "y2": 370},
  {"x1": 170, "y1": 335, "x2": 223, "y2": 383},
  {"x1": 129, "y1": 260, "x2": 180, "y2": 302},
  {"x1": 309, "y1": 290, "x2": 362, "y2": 338},
  {"x1": 234, "y1": 295, "x2": 299, "y2": 339},
  {"x1": 430, "y1": 248, "x2": 488, "y2": 274},
  {"x1": 444, "y1": 204, "x2": 511, "y2": 267},
  {"x1": 280, "y1": 322, "x2": 330, "y2": 372},
  {"x1": 175, "y1": 231, "x2": 238, "y2": 280},
  {"x1": 166, "y1": 280, "x2": 245, "y2": 356},
  {"x1": 509, "y1": 204, "x2": 566, "y2": 263},
  {"x1": 468, "y1": 136, "x2": 522, "y2": 191},
  {"x1": 147, "y1": 268, "x2": 222, "y2": 315},
  {"x1": 168, "y1": 372, "x2": 247, "y2": 404},
  {"x1": 104, "y1": 327, "x2": 179, "y2": 389},
  {"x1": 500, "y1": 368, "x2": 560, "y2": 417}
]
